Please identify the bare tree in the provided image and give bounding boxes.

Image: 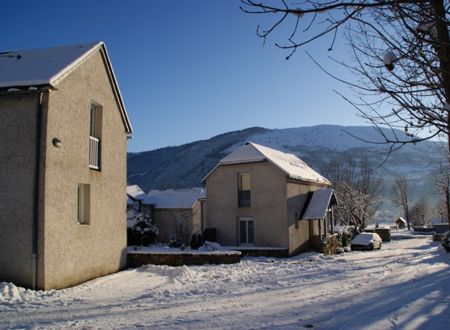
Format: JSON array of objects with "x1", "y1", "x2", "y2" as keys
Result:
[
  {"x1": 168, "y1": 209, "x2": 192, "y2": 246},
  {"x1": 393, "y1": 177, "x2": 411, "y2": 229},
  {"x1": 432, "y1": 155, "x2": 450, "y2": 226},
  {"x1": 324, "y1": 155, "x2": 382, "y2": 229},
  {"x1": 410, "y1": 200, "x2": 430, "y2": 225},
  {"x1": 241, "y1": 1, "x2": 450, "y2": 156}
]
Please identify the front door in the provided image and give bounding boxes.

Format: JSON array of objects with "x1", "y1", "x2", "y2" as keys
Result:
[{"x1": 239, "y1": 217, "x2": 254, "y2": 245}]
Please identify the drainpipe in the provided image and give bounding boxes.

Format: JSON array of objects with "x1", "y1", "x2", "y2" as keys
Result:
[
  {"x1": 200, "y1": 199, "x2": 205, "y2": 234},
  {"x1": 31, "y1": 92, "x2": 44, "y2": 289}
]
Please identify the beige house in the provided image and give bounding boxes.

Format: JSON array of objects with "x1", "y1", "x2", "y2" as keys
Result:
[
  {"x1": 0, "y1": 42, "x2": 133, "y2": 290},
  {"x1": 203, "y1": 142, "x2": 336, "y2": 256},
  {"x1": 148, "y1": 188, "x2": 206, "y2": 244},
  {"x1": 126, "y1": 186, "x2": 205, "y2": 245}
]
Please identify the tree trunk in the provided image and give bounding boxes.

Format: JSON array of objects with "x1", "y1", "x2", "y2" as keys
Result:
[
  {"x1": 405, "y1": 208, "x2": 411, "y2": 231},
  {"x1": 431, "y1": 0, "x2": 450, "y2": 231}
]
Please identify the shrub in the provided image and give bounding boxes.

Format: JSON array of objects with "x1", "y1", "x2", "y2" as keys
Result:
[
  {"x1": 128, "y1": 211, "x2": 159, "y2": 246},
  {"x1": 169, "y1": 234, "x2": 184, "y2": 249},
  {"x1": 322, "y1": 235, "x2": 341, "y2": 255},
  {"x1": 335, "y1": 227, "x2": 353, "y2": 247},
  {"x1": 190, "y1": 233, "x2": 203, "y2": 250}
]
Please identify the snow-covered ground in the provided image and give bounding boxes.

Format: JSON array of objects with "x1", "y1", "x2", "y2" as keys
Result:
[{"x1": 1, "y1": 236, "x2": 449, "y2": 329}]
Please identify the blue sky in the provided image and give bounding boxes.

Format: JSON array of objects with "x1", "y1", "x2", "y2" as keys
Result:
[{"x1": 1, "y1": 0, "x2": 367, "y2": 152}]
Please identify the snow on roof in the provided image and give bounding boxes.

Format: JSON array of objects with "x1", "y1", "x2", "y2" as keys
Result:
[
  {"x1": 0, "y1": 42, "x2": 133, "y2": 133},
  {"x1": 204, "y1": 142, "x2": 330, "y2": 185},
  {"x1": 147, "y1": 188, "x2": 205, "y2": 209},
  {"x1": 302, "y1": 188, "x2": 337, "y2": 220},
  {"x1": 127, "y1": 185, "x2": 145, "y2": 198},
  {"x1": 396, "y1": 217, "x2": 407, "y2": 224},
  {"x1": 0, "y1": 42, "x2": 101, "y2": 88},
  {"x1": 127, "y1": 185, "x2": 156, "y2": 205}
]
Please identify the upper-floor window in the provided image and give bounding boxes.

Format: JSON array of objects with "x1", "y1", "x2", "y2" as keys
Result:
[
  {"x1": 238, "y1": 173, "x2": 251, "y2": 207},
  {"x1": 89, "y1": 103, "x2": 102, "y2": 170}
]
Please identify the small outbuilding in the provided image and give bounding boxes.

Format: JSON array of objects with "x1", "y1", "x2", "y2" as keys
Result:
[
  {"x1": 396, "y1": 217, "x2": 407, "y2": 229},
  {"x1": 127, "y1": 187, "x2": 206, "y2": 244}
]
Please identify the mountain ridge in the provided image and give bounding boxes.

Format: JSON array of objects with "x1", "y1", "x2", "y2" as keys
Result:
[{"x1": 127, "y1": 125, "x2": 443, "y2": 193}]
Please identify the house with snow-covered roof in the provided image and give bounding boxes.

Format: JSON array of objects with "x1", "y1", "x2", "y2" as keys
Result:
[
  {"x1": 395, "y1": 217, "x2": 407, "y2": 229},
  {"x1": 0, "y1": 42, "x2": 132, "y2": 290},
  {"x1": 127, "y1": 184, "x2": 156, "y2": 212},
  {"x1": 203, "y1": 142, "x2": 336, "y2": 256},
  {"x1": 148, "y1": 188, "x2": 206, "y2": 244},
  {"x1": 126, "y1": 185, "x2": 206, "y2": 245}
]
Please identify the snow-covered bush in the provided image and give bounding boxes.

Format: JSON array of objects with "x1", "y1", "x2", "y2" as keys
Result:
[
  {"x1": 198, "y1": 241, "x2": 224, "y2": 252},
  {"x1": 127, "y1": 211, "x2": 159, "y2": 246},
  {"x1": 441, "y1": 231, "x2": 450, "y2": 253},
  {"x1": 168, "y1": 234, "x2": 184, "y2": 249},
  {"x1": 335, "y1": 226, "x2": 353, "y2": 248}
]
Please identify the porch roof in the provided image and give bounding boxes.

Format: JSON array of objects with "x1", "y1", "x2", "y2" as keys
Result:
[{"x1": 301, "y1": 188, "x2": 337, "y2": 220}]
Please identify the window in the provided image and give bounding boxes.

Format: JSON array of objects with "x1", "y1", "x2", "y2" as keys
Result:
[
  {"x1": 239, "y1": 217, "x2": 254, "y2": 245},
  {"x1": 295, "y1": 212, "x2": 299, "y2": 229},
  {"x1": 238, "y1": 173, "x2": 251, "y2": 207},
  {"x1": 89, "y1": 103, "x2": 102, "y2": 170},
  {"x1": 77, "y1": 184, "x2": 90, "y2": 224}
]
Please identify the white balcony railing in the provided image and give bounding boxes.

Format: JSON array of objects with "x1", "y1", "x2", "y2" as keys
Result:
[{"x1": 89, "y1": 136, "x2": 100, "y2": 169}]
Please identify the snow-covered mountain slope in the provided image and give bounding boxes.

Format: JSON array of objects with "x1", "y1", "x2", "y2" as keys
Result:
[
  {"x1": 251, "y1": 125, "x2": 393, "y2": 151},
  {"x1": 128, "y1": 125, "x2": 444, "y2": 194}
]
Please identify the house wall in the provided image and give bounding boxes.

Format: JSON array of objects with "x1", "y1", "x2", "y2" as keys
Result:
[
  {"x1": 286, "y1": 181, "x2": 327, "y2": 255},
  {"x1": 154, "y1": 208, "x2": 193, "y2": 244},
  {"x1": 205, "y1": 161, "x2": 288, "y2": 247},
  {"x1": 192, "y1": 199, "x2": 203, "y2": 235},
  {"x1": 40, "y1": 48, "x2": 128, "y2": 289},
  {"x1": 0, "y1": 92, "x2": 42, "y2": 287}
]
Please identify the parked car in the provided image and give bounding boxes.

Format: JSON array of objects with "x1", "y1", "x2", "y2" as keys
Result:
[{"x1": 351, "y1": 233, "x2": 382, "y2": 251}]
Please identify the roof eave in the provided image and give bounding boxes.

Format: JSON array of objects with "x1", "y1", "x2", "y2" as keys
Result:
[
  {"x1": 47, "y1": 42, "x2": 133, "y2": 135},
  {"x1": 287, "y1": 175, "x2": 332, "y2": 186},
  {"x1": 98, "y1": 43, "x2": 133, "y2": 134},
  {"x1": 0, "y1": 84, "x2": 52, "y2": 95}
]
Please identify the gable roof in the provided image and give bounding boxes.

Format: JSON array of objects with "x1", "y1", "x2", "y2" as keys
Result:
[
  {"x1": 126, "y1": 185, "x2": 156, "y2": 205},
  {"x1": 203, "y1": 142, "x2": 331, "y2": 185},
  {"x1": 0, "y1": 42, "x2": 132, "y2": 133},
  {"x1": 147, "y1": 188, "x2": 206, "y2": 209},
  {"x1": 301, "y1": 188, "x2": 337, "y2": 220},
  {"x1": 127, "y1": 185, "x2": 145, "y2": 198}
]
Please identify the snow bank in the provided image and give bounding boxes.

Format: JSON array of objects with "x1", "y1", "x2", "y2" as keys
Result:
[
  {"x1": 128, "y1": 243, "x2": 240, "y2": 255},
  {"x1": 0, "y1": 282, "x2": 24, "y2": 304},
  {"x1": 1, "y1": 238, "x2": 450, "y2": 329}
]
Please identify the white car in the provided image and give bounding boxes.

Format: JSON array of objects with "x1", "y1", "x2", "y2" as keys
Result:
[{"x1": 351, "y1": 232, "x2": 382, "y2": 251}]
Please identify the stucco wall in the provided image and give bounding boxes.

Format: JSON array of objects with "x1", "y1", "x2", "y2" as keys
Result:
[
  {"x1": 205, "y1": 161, "x2": 288, "y2": 247},
  {"x1": 0, "y1": 93, "x2": 40, "y2": 287},
  {"x1": 192, "y1": 200, "x2": 203, "y2": 235},
  {"x1": 154, "y1": 208, "x2": 194, "y2": 244},
  {"x1": 286, "y1": 181, "x2": 327, "y2": 255},
  {"x1": 40, "y1": 49, "x2": 128, "y2": 289}
]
